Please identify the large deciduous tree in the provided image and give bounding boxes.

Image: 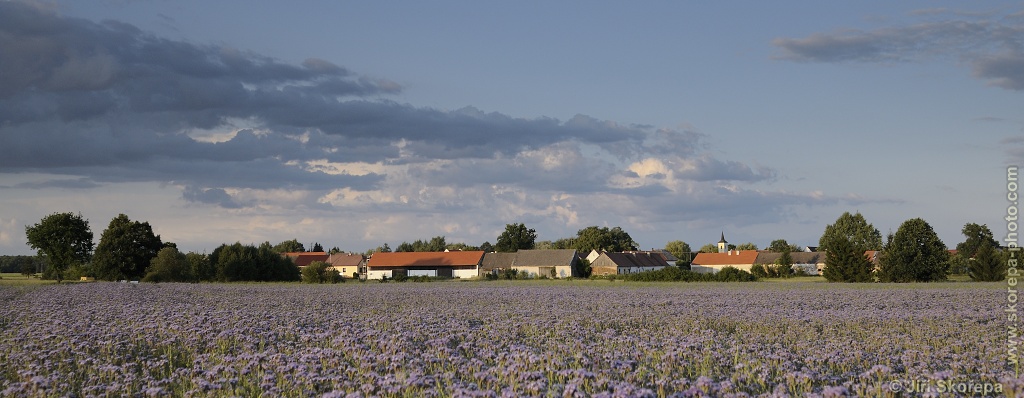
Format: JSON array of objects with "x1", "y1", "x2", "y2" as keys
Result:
[
  {"x1": 272, "y1": 239, "x2": 306, "y2": 253},
  {"x1": 768, "y1": 239, "x2": 799, "y2": 253},
  {"x1": 822, "y1": 235, "x2": 875, "y2": 282},
  {"x1": 143, "y1": 247, "x2": 193, "y2": 283},
  {"x1": 92, "y1": 214, "x2": 163, "y2": 281},
  {"x1": 25, "y1": 212, "x2": 94, "y2": 283},
  {"x1": 878, "y1": 218, "x2": 949, "y2": 283},
  {"x1": 955, "y1": 223, "x2": 999, "y2": 259},
  {"x1": 664, "y1": 240, "x2": 692, "y2": 268},
  {"x1": 819, "y1": 212, "x2": 883, "y2": 253},
  {"x1": 494, "y1": 223, "x2": 537, "y2": 253},
  {"x1": 573, "y1": 226, "x2": 638, "y2": 253}
]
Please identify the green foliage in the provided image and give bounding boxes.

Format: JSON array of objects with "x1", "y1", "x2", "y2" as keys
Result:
[
  {"x1": 878, "y1": 218, "x2": 949, "y2": 283},
  {"x1": 209, "y1": 242, "x2": 301, "y2": 282},
  {"x1": 773, "y1": 250, "x2": 793, "y2": 278},
  {"x1": 819, "y1": 212, "x2": 883, "y2": 253},
  {"x1": 187, "y1": 252, "x2": 215, "y2": 282},
  {"x1": 698, "y1": 243, "x2": 719, "y2": 253},
  {"x1": 968, "y1": 244, "x2": 1006, "y2": 281},
  {"x1": 396, "y1": 236, "x2": 447, "y2": 252},
  {"x1": 822, "y1": 235, "x2": 875, "y2": 283},
  {"x1": 750, "y1": 264, "x2": 768, "y2": 278},
  {"x1": 735, "y1": 242, "x2": 758, "y2": 251},
  {"x1": 272, "y1": 239, "x2": 305, "y2": 253},
  {"x1": 768, "y1": 239, "x2": 800, "y2": 253},
  {"x1": 955, "y1": 223, "x2": 999, "y2": 259},
  {"x1": 573, "y1": 226, "x2": 637, "y2": 253},
  {"x1": 301, "y1": 261, "x2": 342, "y2": 284},
  {"x1": 445, "y1": 242, "x2": 479, "y2": 251},
  {"x1": 664, "y1": 240, "x2": 692, "y2": 268},
  {"x1": 311, "y1": 242, "x2": 324, "y2": 252},
  {"x1": 494, "y1": 223, "x2": 537, "y2": 253},
  {"x1": 576, "y1": 258, "x2": 592, "y2": 278},
  {"x1": 0, "y1": 256, "x2": 47, "y2": 275},
  {"x1": 479, "y1": 241, "x2": 494, "y2": 253},
  {"x1": 143, "y1": 247, "x2": 194, "y2": 283},
  {"x1": 25, "y1": 212, "x2": 94, "y2": 283},
  {"x1": 92, "y1": 214, "x2": 163, "y2": 281}
]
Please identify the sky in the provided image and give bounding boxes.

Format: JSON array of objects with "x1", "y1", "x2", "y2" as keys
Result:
[{"x1": 1, "y1": 0, "x2": 1022, "y2": 255}]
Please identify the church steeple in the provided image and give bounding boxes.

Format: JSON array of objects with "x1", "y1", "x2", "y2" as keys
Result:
[{"x1": 718, "y1": 232, "x2": 728, "y2": 253}]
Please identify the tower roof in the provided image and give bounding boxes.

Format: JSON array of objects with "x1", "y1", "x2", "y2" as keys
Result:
[{"x1": 718, "y1": 231, "x2": 727, "y2": 243}]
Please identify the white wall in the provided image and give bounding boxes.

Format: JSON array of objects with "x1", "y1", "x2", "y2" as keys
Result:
[
  {"x1": 453, "y1": 268, "x2": 478, "y2": 279},
  {"x1": 366, "y1": 270, "x2": 392, "y2": 280}
]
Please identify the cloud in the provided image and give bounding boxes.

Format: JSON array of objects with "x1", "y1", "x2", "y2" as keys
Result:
[
  {"x1": 772, "y1": 10, "x2": 1024, "y2": 90},
  {"x1": 0, "y1": 1, "x2": 895, "y2": 250}
]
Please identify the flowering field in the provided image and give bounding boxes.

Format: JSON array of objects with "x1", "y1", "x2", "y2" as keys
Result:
[{"x1": 0, "y1": 281, "x2": 1015, "y2": 397}]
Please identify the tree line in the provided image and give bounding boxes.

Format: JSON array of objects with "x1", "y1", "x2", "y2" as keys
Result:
[{"x1": 19, "y1": 211, "x2": 1008, "y2": 284}]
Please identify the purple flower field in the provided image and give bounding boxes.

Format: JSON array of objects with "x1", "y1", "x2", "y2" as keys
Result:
[{"x1": 0, "y1": 282, "x2": 1016, "y2": 397}]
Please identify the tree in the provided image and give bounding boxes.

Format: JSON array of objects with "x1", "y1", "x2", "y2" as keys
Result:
[
  {"x1": 143, "y1": 247, "x2": 193, "y2": 283},
  {"x1": 25, "y1": 212, "x2": 94, "y2": 283},
  {"x1": 302, "y1": 261, "x2": 341, "y2": 284},
  {"x1": 495, "y1": 223, "x2": 537, "y2": 252},
  {"x1": 819, "y1": 212, "x2": 883, "y2": 253},
  {"x1": 210, "y1": 242, "x2": 301, "y2": 282},
  {"x1": 968, "y1": 244, "x2": 1006, "y2": 281},
  {"x1": 878, "y1": 218, "x2": 949, "y2": 283},
  {"x1": 768, "y1": 239, "x2": 800, "y2": 253},
  {"x1": 574, "y1": 226, "x2": 637, "y2": 253},
  {"x1": 956, "y1": 223, "x2": 999, "y2": 259},
  {"x1": 698, "y1": 243, "x2": 719, "y2": 253},
  {"x1": 272, "y1": 239, "x2": 305, "y2": 253},
  {"x1": 773, "y1": 249, "x2": 793, "y2": 278},
  {"x1": 664, "y1": 240, "x2": 693, "y2": 268},
  {"x1": 91, "y1": 214, "x2": 164, "y2": 281},
  {"x1": 735, "y1": 242, "x2": 758, "y2": 251},
  {"x1": 187, "y1": 252, "x2": 215, "y2": 282},
  {"x1": 822, "y1": 235, "x2": 875, "y2": 282},
  {"x1": 311, "y1": 242, "x2": 324, "y2": 252}
]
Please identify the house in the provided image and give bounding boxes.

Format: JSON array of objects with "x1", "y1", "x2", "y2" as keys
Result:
[
  {"x1": 480, "y1": 250, "x2": 580, "y2": 278},
  {"x1": 754, "y1": 251, "x2": 827, "y2": 275},
  {"x1": 282, "y1": 252, "x2": 330, "y2": 267},
  {"x1": 690, "y1": 250, "x2": 759, "y2": 273},
  {"x1": 325, "y1": 252, "x2": 365, "y2": 278},
  {"x1": 588, "y1": 249, "x2": 679, "y2": 267},
  {"x1": 365, "y1": 251, "x2": 484, "y2": 280},
  {"x1": 590, "y1": 251, "x2": 671, "y2": 275}
]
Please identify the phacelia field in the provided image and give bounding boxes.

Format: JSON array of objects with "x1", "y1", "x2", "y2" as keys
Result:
[{"x1": 0, "y1": 281, "x2": 1016, "y2": 397}]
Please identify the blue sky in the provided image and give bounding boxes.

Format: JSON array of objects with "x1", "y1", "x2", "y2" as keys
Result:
[{"x1": 1, "y1": 0, "x2": 1021, "y2": 255}]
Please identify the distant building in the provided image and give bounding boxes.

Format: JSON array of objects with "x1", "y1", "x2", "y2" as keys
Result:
[
  {"x1": 365, "y1": 251, "x2": 484, "y2": 280},
  {"x1": 480, "y1": 250, "x2": 580, "y2": 278}
]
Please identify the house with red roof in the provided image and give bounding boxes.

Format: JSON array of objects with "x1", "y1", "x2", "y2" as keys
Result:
[
  {"x1": 366, "y1": 251, "x2": 485, "y2": 279},
  {"x1": 282, "y1": 252, "x2": 330, "y2": 267},
  {"x1": 690, "y1": 250, "x2": 760, "y2": 273}
]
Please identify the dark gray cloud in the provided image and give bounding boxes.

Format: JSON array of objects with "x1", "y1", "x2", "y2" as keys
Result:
[{"x1": 773, "y1": 12, "x2": 1024, "y2": 90}]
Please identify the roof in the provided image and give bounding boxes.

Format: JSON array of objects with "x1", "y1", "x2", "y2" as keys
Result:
[
  {"x1": 326, "y1": 253, "x2": 364, "y2": 267},
  {"x1": 754, "y1": 252, "x2": 827, "y2": 265},
  {"x1": 367, "y1": 251, "x2": 485, "y2": 267},
  {"x1": 691, "y1": 250, "x2": 759, "y2": 266},
  {"x1": 719, "y1": 232, "x2": 727, "y2": 243},
  {"x1": 481, "y1": 252, "x2": 516, "y2": 271},
  {"x1": 282, "y1": 252, "x2": 330, "y2": 267},
  {"x1": 592, "y1": 252, "x2": 671, "y2": 268},
  {"x1": 511, "y1": 249, "x2": 579, "y2": 267}
]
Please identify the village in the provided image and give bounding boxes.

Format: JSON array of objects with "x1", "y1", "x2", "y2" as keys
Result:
[{"x1": 281, "y1": 232, "x2": 863, "y2": 280}]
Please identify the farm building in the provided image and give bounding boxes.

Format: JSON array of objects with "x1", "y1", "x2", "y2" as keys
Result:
[
  {"x1": 365, "y1": 251, "x2": 484, "y2": 280},
  {"x1": 690, "y1": 250, "x2": 759, "y2": 273},
  {"x1": 590, "y1": 251, "x2": 671, "y2": 275},
  {"x1": 282, "y1": 252, "x2": 330, "y2": 267},
  {"x1": 325, "y1": 252, "x2": 366, "y2": 278},
  {"x1": 753, "y1": 251, "x2": 827, "y2": 275},
  {"x1": 480, "y1": 250, "x2": 580, "y2": 278}
]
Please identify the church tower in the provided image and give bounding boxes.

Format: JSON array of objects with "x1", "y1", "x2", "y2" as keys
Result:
[{"x1": 718, "y1": 232, "x2": 728, "y2": 253}]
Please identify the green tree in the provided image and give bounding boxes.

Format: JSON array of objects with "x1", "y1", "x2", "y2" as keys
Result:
[
  {"x1": 768, "y1": 239, "x2": 800, "y2": 253},
  {"x1": 187, "y1": 252, "x2": 215, "y2": 282},
  {"x1": 143, "y1": 247, "x2": 193, "y2": 283},
  {"x1": 311, "y1": 242, "x2": 325, "y2": 252},
  {"x1": 822, "y1": 235, "x2": 875, "y2": 282},
  {"x1": 664, "y1": 240, "x2": 692, "y2": 268},
  {"x1": 91, "y1": 214, "x2": 163, "y2": 281},
  {"x1": 574, "y1": 226, "x2": 637, "y2": 253},
  {"x1": 819, "y1": 212, "x2": 883, "y2": 253},
  {"x1": 735, "y1": 242, "x2": 758, "y2": 251},
  {"x1": 773, "y1": 249, "x2": 793, "y2": 278},
  {"x1": 272, "y1": 239, "x2": 305, "y2": 253},
  {"x1": 479, "y1": 241, "x2": 494, "y2": 252},
  {"x1": 878, "y1": 218, "x2": 949, "y2": 282},
  {"x1": 698, "y1": 243, "x2": 719, "y2": 253},
  {"x1": 302, "y1": 260, "x2": 341, "y2": 284},
  {"x1": 955, "y1": 223, "x2": 999, "y2": 259},
  {"x1": 495, "y1": 223, "x2": 537, "y2": 252},
  {"x1": 210, "y1": 242, "x2": 300, "y2": 282},
  {"x1": 25, "y1": 212, "x2": 94, "y2": 283},
  {"x1": 968, "y1": 244, "x2": 1006, "y2": 281}
]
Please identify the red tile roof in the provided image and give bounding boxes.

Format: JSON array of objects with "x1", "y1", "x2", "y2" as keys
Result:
[
  {"x1": 367, "y1": 251, "x2": 485, "y2": 267},
  {"x1": 691, "y1": 250, "x2": 759, "y2": 266},
  {"x1": 282, "y1": 252, "x2": 330, "y2": 267}
]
